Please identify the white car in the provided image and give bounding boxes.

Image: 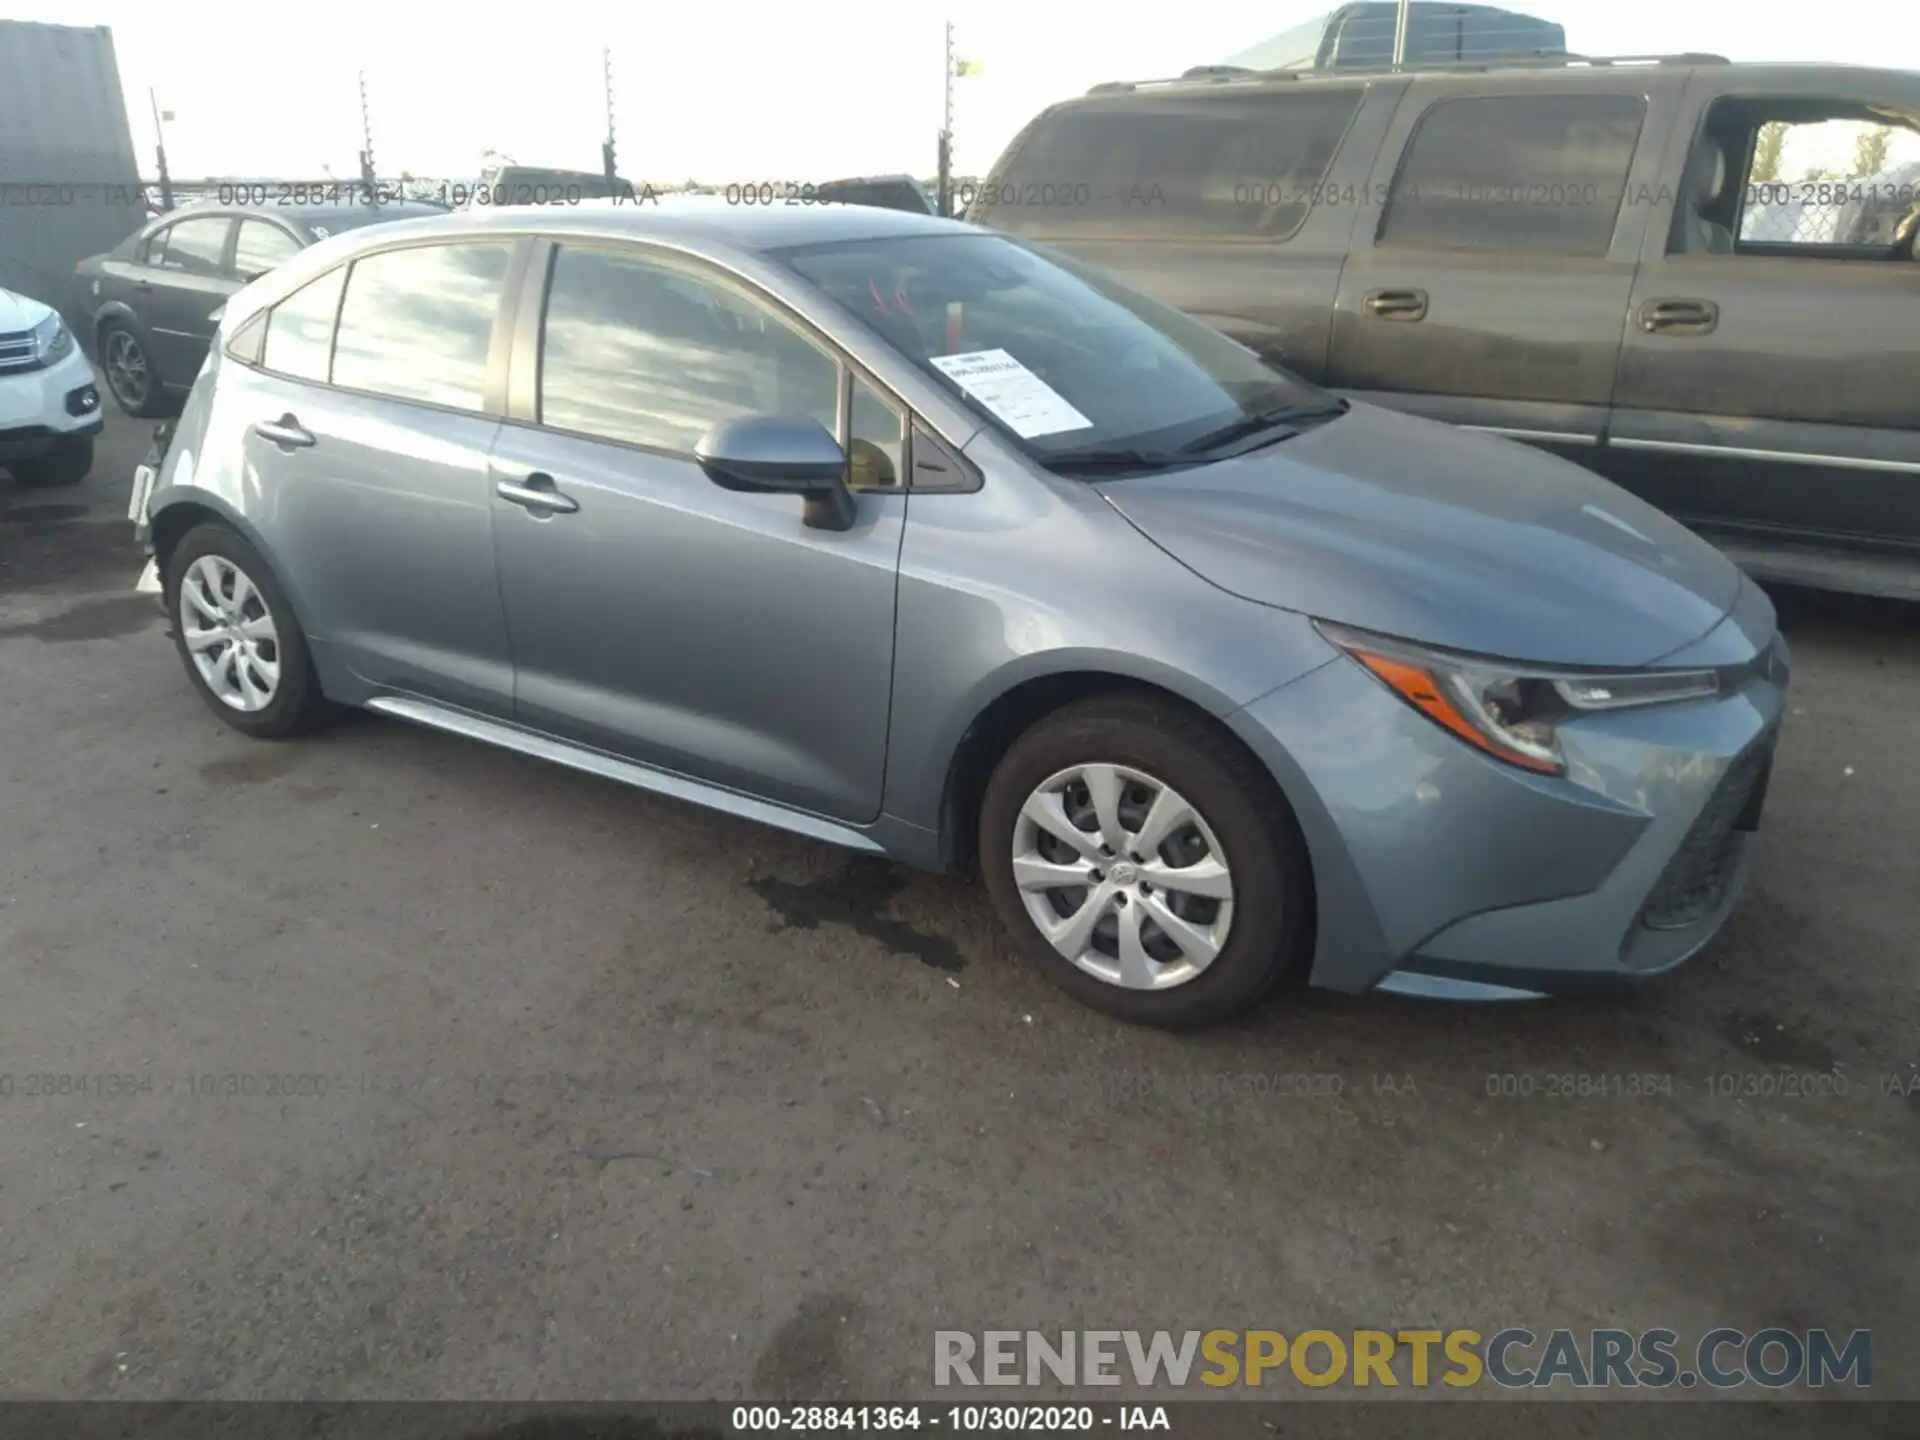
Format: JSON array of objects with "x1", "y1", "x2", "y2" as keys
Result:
[{"x1": 0, "y1": 287, "x2": 102, "y2": 487}]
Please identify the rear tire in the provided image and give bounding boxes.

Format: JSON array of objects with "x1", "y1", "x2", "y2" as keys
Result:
[
  {"x1": 11, "y1": 434, "x2": 92, "y2": 487},
  {"x1": 100, "y1": 323, "x2": 168, "y2": 418},
  {"x1": 979, "y1": 693, "x2": 1311, "y2": 1030},
  {"x1": 165, "y1": 523, "x2": 334, "y2": 738}
]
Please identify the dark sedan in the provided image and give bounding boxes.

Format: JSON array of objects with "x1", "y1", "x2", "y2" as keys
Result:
[{"x1": 76, "y1": 197, "x2": 446, "y2": 417}]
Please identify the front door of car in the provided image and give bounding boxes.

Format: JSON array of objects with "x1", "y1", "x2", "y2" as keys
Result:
[
  {"x1": 486, "y1": 240, "x2": 907, "y2": 825},
  {"x1": 144, "y1": 214, "x2": 239, "y2": 384},
  {"x1": 1606, "y1": 73, "x2": 1920, "y2": 554}
]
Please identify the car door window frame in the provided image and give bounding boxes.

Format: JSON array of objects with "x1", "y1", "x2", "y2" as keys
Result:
[
  {"x1": 1373, "y1": 89, "x2": 1650, "y2": 256},
  {"x1": 506, "y1": 235, "x2": 981, "y2": 494},
  {"x1": 147, "y1": 214, "x2": 237, "y2": 277},
  {"x1": 232, "y1": 217, "x2": 306, "y2": 282}
]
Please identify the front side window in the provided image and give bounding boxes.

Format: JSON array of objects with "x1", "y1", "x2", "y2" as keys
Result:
[
  {"x1": 234, "y1": 220, "x2": 303, "y2": 282},
  {"x1": 779, "y1": 231, "x2": 1341, "y2": 472},
  {"x1": 1727, "y1": 107, "x2": 1920, "y2": 251},
  {"x1": 537, "y1": 244, "x2": 839, "y2": 453},
  {"x1": 262, "y1": 266, "x2": 347, "y2": 382},
  {"x1": 848, "y1": 373, "x2": 906, "y2": 489},
  {"x1": 152, "y1": 217, "x2": 233, "y2": 275},
  {"x1": 1379, "y1": 94, "x2": 1647, "y2": 255},
  {"x1": 976, "y1": 89, "x2": 1361, "y2": 240},
  {"x1": 330, "y1": 242, "x2": 513, "y2": 411}
]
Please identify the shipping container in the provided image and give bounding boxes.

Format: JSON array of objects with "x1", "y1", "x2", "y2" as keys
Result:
[{"x1": 1, "y1": 21, "x2": 145, "y2": 329}]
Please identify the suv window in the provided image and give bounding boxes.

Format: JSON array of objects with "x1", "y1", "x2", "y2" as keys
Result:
[
  {"x1": 976, "y1": 89, "x2": 1362, "y2": 240},
  {"x1": 1379, "y1": 94, "x2": 1647, "y2": 255},
  {"x1": 538, "y1": 244, "x2": 839, "y2": 454},
  {"x1": 261, "y1": 265, "x2": 347, "y2": 382},
  {"x1": 234, "y1": 220, "x2": 303, "y2": 281},
  {"x1": 151, "y1": 217, "x2": 233, "y2": 275},
  {"x1": 1717, "y1": 107, "x2": 1920, "y2": 253},
  {"x1": 330, "y1": 242, "x2": 513, "y2": 411}
]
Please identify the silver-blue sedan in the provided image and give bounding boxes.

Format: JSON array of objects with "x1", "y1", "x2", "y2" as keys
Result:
[{"x1": 133, "y1": 199, "x2": 1788, "y2": 1028}]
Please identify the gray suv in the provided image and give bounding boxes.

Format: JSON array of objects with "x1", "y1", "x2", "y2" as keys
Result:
[
  {"x1": 136, "y1": 202, "x2": 1788, "y2": 1028},
  {"x1": 972, "y1": 54, "x2": 1920, "y2": 600}
]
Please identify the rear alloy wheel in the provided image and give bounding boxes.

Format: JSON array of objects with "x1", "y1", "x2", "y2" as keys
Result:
[
  {"x1": 167, "y1": 524, "x2": 332, "y2": 738},
  {"x1": 101, "y1": 325, "x2": 166, "y2": 417},
  {"x1": 980, "y1": 694, "x2": 1310, "y2": 1030}
]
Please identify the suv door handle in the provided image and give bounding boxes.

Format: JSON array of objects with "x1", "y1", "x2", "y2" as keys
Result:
[
  {"x1": 1362, "y1": 288, "x2": 1428, "y2": 321},
  {"x1": 252, "y1": 414, "x2": 315, "y2": 448},
  {"x1": 1639, "y1": 298, "x2": 1719, "y2": 334},
  {"x1": 496, "y1": 473, "x2": 579, "y2": 515}
]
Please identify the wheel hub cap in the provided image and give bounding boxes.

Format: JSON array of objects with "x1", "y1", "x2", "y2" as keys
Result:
[
  {"x1": 1010, "y1": 763, "x2": 1238, "y2": 992},
  {"x1": 178, "y1": 554, "x2": 281, "y2": 713}
]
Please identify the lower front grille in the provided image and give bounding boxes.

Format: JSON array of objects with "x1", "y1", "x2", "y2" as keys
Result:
[{"x1": 1640, "y1": 736, "x2": 1775, "y2": 931}]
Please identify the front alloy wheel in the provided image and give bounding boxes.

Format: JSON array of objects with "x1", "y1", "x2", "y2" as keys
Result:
[{"x1": 1012, "y1": 764, "x2": 1235, "y2": 991}]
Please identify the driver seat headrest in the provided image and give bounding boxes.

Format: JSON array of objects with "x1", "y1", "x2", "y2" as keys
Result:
[{"x1": 1689, "y1": 141, "x2": 1729, "y2": 208}]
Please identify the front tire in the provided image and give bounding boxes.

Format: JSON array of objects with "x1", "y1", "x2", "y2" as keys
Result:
[
  {"x1": 165, "y1": 524, "x2": 332, "y2": 738},
  {"x1": 979, "y1": 694, "x2": 1311, "y2": 1030},
  {"x1": 10, "y1": 434, "x2": 93, "y2": 487}
]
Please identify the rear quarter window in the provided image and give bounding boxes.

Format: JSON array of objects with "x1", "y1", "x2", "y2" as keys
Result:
[{"x1": 974, "y1": 88, "x2": 1362, "y2": 241}]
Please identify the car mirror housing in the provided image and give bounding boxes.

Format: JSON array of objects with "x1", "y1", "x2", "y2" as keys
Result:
[{"x1": 694, "y1": 415, "x2": 856, "y2": 531}]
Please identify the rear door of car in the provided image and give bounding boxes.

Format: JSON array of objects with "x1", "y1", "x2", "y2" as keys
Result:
[
  {"x1": 970, "y1": 77, "x2": 1403, "y2": 380},
  {"x1": 225, "y1": 236, "x2": 523, "y2": 714},
  {"x1": 1327, "y1": 73, "x2": 1685, "y2": 453},
  {"x1": 144, "y1": 213, "x2": 238, "y2": 382},
  {"x1": 1607, "y1": 68, "x2": 1920, "y2": 568}
]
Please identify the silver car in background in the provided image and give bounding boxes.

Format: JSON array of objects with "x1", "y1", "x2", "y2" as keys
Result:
[{"x1": 135, "y1": 201, "x2": 1788, "y2": 1028}]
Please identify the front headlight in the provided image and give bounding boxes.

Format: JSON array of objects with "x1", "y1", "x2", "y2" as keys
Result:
[
  {"x1": 1316, "y1": 621, "x2": 1722, "y2": 777},
  {"x1": 32, "y1": 312, "x2": 74, "y2": 365}
]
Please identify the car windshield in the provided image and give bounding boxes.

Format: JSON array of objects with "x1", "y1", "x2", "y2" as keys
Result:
[{"x1": 776, "y1": 231, "x2": 1342, "y2": 473}]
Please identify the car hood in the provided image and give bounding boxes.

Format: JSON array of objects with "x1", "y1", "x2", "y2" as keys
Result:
[
  {"x1": 1096, "y1": 402, "x2": 1744, "y2": 668},
  {"x1": 0, "y1": 287, "x2": 53, "y2": 332}
]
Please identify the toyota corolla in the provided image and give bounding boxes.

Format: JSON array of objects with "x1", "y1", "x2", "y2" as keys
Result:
[{"x1": 132, "y1": 201, "x2": 1787, "y2": 1028}]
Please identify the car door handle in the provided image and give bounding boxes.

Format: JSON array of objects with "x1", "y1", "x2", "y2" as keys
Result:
[
  {"x1": 252, "y1": 415, "x2": 315, "y2": 448},
  {"x1": 496, "y1": 474, "x2": 579, "y2": 514},
  {"x1": 1638, "y1": 298, "x2": 1719, "y2": 334},
  {"x1": 1362, "y1": 288, "x2": 1428, "y2": 321}
]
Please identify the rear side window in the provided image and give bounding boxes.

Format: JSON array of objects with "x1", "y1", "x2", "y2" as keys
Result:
[
  {"x1": 330, "y1": 243, "x2": 513, "y2": 411},
  {"x1": 1379, "y1": 93, "x2": 1646, "y2": 255},
  {"x1": 261, "y1": 266, "x2": 347, "y2": 382},
  {"x1": 975, "y1": 89, "x2": 1362, "y2": 240}
]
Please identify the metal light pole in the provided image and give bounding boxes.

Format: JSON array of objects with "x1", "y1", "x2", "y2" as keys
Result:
[
  {"x1": 1391, "y1": 0, "x2": 1412, "y2": 67},
  {"x1": 357, "y1": 70, "x2": 378, "y2": 200},
  {"x1": 148, "y1": 88, "x2": 174, "y2": 212},
  {"x1": 937, "y1": 20, "x2": 954, "y2": 218},
  {"x1": 602, "y1": 47, "x2": 621, "y2": 195}
]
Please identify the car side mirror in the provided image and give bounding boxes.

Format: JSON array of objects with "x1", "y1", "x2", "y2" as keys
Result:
[{"x1": 694, "y1": 415, "x2": 856, "y2": 531}]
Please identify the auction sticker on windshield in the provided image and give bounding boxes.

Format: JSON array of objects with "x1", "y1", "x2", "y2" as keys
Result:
[{"x1": 929, "y1": 349, "x2": 1091, "y2": 439}]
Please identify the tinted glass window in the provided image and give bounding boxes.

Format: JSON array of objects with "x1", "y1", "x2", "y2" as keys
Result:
[
  {"x1": 331, "y1": 243, "x2": 512, "y2": 410},
  {"x1": 848, "y1": 373, "x2": 905, "y2": 489},
  {"x1": 233, "y1": 220, "x2": 302, "y2": 281},
  {"x1": 153, "y1": 217, "x2": 232, "y2": 275},
  {"x1": 780, "y1": 232, "x2": 1335, "y2": 468},
  {"x1": 262, "y1": 266, "x2": 347, "y2": 382},
  {"x1": 975, "y1": 90, "x2": 1361, "y2": 239},
  {"x1": 538, "y1": 245, "x2": 839, "y2": 453},
  {"x1": 1379, "y1": 94, "x2": 1646, "y2": 254}
]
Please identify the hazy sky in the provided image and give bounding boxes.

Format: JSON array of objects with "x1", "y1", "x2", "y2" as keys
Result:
[{"x1": 13, "y1": 0, "x2": 1914, "y2": 181}]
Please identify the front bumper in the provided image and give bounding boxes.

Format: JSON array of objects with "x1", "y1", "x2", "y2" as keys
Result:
[
  {"x1": 0, "y1": 345, "x2": 103, "y2": 460},
  {"x1": 1227, "y1": 583, "x2": 1788, "y2": 998}
]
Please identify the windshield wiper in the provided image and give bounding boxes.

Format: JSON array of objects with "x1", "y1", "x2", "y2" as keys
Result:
[
  {"x1": 1178, "y1": 398, "x2": 1350, "y2": 456},
  {"x1": 1042, "y1": 446, "x2": 1193, "y2": 476}
]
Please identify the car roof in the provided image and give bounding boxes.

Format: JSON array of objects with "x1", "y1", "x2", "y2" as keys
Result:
[
  {"x1": 323, "y1": 195, "x2": 974, "y2": 253},
  {"x1": 161, "y1": 198, "x2": 450, "y2": 227},
  {"x1": 1072, "y1": 57, "x2": 1920, "y2": 102}
]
